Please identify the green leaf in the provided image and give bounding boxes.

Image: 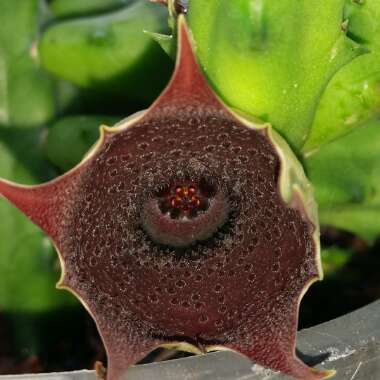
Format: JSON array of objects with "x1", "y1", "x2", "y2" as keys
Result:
[
  {"x1": 305, "y1": 119, "x2": 380, "y2": 243},
  {"x1": 303, "y1": 0, "x2": 380, "y2": 153},
  {"x1": 321, "y1": 246, "x2": 354, "y2": 277},
  {"x1": 0, "y1": 128, "x2": 77, "y2": 312},
  {"x1": 187, "y1": 0, "x2": 365, "y2": 150},
  {"x1": 145, "y1": 31, "x2": 175, "y2": 59},
  {"x1": 39, "y1": 1, "x2": 173, "y2": 104},
  {"x1": 0, "y1": 0, "x2": 56, "y2": 128},
  {"x1": 45, "y1": 115, "x2": 119, "y2": 171},
  {"x1": 49, "y1": 0, "x2": 132, "y2": 18},
  {"x1": 345, "y1": 0, "x2": 379, "y2": 45}
]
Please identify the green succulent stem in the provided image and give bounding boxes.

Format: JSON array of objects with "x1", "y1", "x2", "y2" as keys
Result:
[
  {"x1": 187, "y1": 0, "x2": 366, "y2": 152},
  {"x1": 303, "y1": 0, "x2": 380, "y2": 153}
]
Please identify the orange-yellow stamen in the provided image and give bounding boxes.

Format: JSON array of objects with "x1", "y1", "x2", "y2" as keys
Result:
[{"x1": 170, "y1": 185, "x2": 202, "y2": 213}]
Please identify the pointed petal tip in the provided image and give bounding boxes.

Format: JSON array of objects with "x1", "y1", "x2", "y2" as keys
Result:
[
  {"x1": 319, "y1": 369, "x2": 337, "y2": 379},
  {"x1": 0, "y1": 177, "x2": 33, "y2": 209},
  {"x1": 290, "y1": 358, "x2": 335, "y2": 380},
  {"x1": 304, "y1": 367, "x2": 336, "y2": 380},
  {"x1": 149, "y1": 14, "x2": 220, "y2": 110},
  {"x1": 294, "y1": 367, "x2": 336, "y2": 380},
  {"x1": 0, "y1": 176, "x2": 67, "y2": 240},
  {"x1": 218, "y1": 342, "x2": 335, "y2": 380}
]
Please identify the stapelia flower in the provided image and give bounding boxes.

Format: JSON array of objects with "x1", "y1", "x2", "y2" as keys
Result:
[{"x1": 0, "y1": 17, "x2": 334, "y2": 380}]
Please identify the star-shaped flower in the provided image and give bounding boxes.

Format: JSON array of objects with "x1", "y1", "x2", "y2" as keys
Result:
[{"x1": 0, "y1": 17, "x2": 334, "y2": 380}]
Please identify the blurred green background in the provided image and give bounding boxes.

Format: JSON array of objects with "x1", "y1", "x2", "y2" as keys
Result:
[{"x1": 0, "y1": 0, "x2": 379, "y2": 374}]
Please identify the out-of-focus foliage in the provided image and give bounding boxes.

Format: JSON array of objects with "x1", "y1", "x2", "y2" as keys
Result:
[
  {"x1": 0, "y1": 0, "x2": 73, "y2": 314},
  {"x1": 49, "y1": 0, "x2": 131, "y2": 18},
  {"x1": 321, "y1": 247, "x2": 354, "y2": 277},
  {"x1": 0, "y1": 0, "x2": 56, "y2": 128},
  {"x1": 45, "y1": 115, "x2": 119, "y2": 171},
  {"x1": 39, "y1": 1, "x2": 173, "y2": 104},
  {"x1": 306, "y1": 119, "x2": 380, "y2": 243}
]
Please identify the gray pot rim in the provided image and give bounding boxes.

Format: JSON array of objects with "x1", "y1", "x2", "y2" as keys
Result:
[{"x1": 2, "y1": 300, "x2": 379, "y2": 380}]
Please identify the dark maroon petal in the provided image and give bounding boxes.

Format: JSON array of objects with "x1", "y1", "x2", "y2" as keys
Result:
[
  {"x1": 0, "y1": 16, "x2": 333, "y2": 380},
  {"x1": 0, "y1": 171, "x2": 82, "y2": 241}
]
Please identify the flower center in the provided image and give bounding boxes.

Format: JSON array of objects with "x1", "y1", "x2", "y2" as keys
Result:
[
  {"x1": 141, "y1": 178, "x2": 229, "y2": 248},
  {"x1": 158, "y1": 180, "x2": 215, "y2": 219},
  {"x1": 172, "y1": 185, "x2": 201, "y2": 211}
]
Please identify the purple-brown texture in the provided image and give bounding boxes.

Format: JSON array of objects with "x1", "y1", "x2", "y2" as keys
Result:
[{"x1": 0, "y1": 18, "x2": 332, "y2": 380}]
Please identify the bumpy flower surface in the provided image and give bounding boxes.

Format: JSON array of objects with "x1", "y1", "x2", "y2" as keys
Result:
[{"x1": 0, "y1": 18, "x2": 332, "y2": 380}]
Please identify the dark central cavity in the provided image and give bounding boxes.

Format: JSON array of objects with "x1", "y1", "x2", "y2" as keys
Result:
[{"x1": 141, "y1": 178, "x2": 229, "y2": 247}]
